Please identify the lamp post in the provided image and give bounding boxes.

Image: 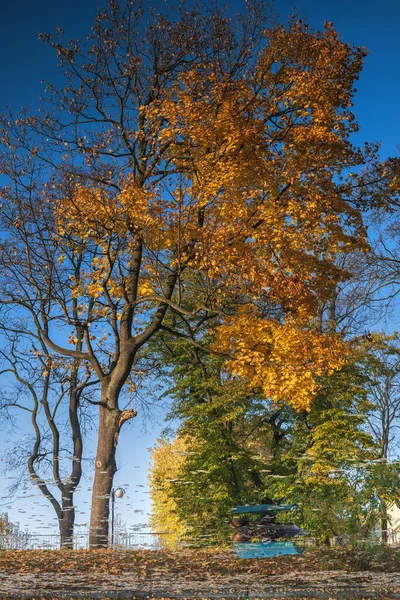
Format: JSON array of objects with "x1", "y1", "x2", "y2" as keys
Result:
[{"x1": 110, "y1": 487, "x2": 125, "y2": 547}]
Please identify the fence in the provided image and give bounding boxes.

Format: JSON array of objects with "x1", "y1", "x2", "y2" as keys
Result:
[
  {"x1": 0, "y1": 531, "x2": 171, "y2": 550},
  {"x1": 331, "y1": 528, "x2": 400, "y2": 547},
  {"x1": 368, "y1": 528, "x2": 400, "y2": 546},
  {"x1": 0, "y1": 530, "x2": 398, "y2": 551},
  {"x1": 388, "y1": 528, "x2": 400, "y2": 545}
]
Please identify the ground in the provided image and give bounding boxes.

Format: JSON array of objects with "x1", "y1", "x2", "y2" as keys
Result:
[{"x1": 0, "y1": 547, "x2": 399, "y2": 599}]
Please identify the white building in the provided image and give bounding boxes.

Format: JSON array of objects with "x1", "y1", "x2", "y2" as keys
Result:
[{"x1": 387, "y1": 504, "x2": 400, "y2": 545}]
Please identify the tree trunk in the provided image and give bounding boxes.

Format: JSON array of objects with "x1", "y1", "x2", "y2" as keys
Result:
[
  {"x1": 89, "y1": 402, "x2": 118, "y2": 548},
  {"x1": 381, "y1": 501, "x2": 388, "y2": 544},
  {"x1": 59, "y1": 492, "x2": 75, "y2": 549}
]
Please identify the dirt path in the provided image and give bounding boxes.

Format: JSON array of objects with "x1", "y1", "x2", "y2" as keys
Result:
[{"x1": 0, "y1": 570, "x2": 400, "y2": 599}]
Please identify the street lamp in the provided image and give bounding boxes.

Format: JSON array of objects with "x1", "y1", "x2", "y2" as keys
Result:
[{"x1": 110, "y1": 487, "x2": 125, "y2": 547}]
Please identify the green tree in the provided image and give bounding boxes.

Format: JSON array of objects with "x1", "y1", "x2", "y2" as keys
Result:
[
  {"x1": 147, "y1": 324, "x2": 293, "y2": 545},
  {"x1": 268, "y1": 363, "x2": 375, "y2": 543},
  {"x1": 1, "y1": 0, "x2": 399, "y2": 548},
  {"x1": 149, "y1": 332, "x2": 398, "y2": 545}
]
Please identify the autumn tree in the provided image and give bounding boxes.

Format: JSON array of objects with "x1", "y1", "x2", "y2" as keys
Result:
[
  {"x1": 0, "y1": 513, "x2": 26, "y2": 537},
  {"x1": 147, "y1": 312, "x2": 400, "y2": 545},
  {"x1": 149, "y1": 437, "x2": 189, "y2": 547},
  {"x1": 266, "y1": 362, "x2": 375, "y2": 542},
  {"x1": 0, "y1": 196, "x2": 97, "y2": 548},
  {"x1": 147, "y1": 323, "x2": 376, "y2": 545},
  {"x1": 148, "y1": 351, "x2": 266, "y2": 543},
  {"x1": 361, "y1": 335, "x2": 400, "y2": 542},
  {"x1": 354, "y1": 209, "x2": 400, "y2": 323},
  {"x1": 1, "y1": 0, "x2": 399, "y2": 547},
  {"x1": 0, "y1": 330, "x2": 90, "y2": 549}
]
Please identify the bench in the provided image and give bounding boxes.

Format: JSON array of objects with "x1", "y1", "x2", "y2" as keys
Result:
[{"x1": 232, "y1": 504, "x2": 305, "y2": 558}]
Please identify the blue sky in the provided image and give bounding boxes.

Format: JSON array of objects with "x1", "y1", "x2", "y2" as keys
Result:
[
  {"x1": 1, "y1": 0, "x2": 399, "y2": 157},
  {"x1": 0, "y1": 0, "x2": 399, "y2": 537}
]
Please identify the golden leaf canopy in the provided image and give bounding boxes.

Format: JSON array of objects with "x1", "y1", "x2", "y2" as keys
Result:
[{"x1": 51, "y1": 21, "x2": 377, "y2": 410}]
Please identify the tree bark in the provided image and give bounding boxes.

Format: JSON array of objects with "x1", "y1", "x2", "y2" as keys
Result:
[
  {"x1": 381, "y1": 501, "x2": 388, "y2": 544},
  {"x1": 89, "y1": 401, "x2": 118, "y2": 548},
  {"x1": 59, "y1": 490, "x2": 75, "y2": 550},
  {"x1": 88, "y1": 380, "x2": 137, "y2": 549}
]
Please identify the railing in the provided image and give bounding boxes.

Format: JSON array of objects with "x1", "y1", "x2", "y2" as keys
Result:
[
  {"x1": 113, "y1": 532, "x2": 167, "y2": 549},
  {"x1": 0, "y1": 532, "x2": 172, "y2": 550},
  {"x1": 387, "y1": 528, "x2": 399, "y2": 545},
  {"x1": 0, "y1": 530, "x2": 397, "y2": 551},
  {"x1": 331, "y1": 528, "x2": 400, "y2": 547}
]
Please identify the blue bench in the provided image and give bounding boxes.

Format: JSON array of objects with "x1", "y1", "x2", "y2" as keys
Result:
[
  {"x1": 232, "y1": 503, "x2": 299, "y2": 515},
  {"x1": 232, "y1": 504, "x2": 305, "y2": 559},
  {"x1": 234, "y1": 540, "x2": 301, "y2": 559}
]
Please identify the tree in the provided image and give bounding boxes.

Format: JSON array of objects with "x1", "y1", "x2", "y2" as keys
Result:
[
  {"x1": 147, "y1": 318, "x2": 294, "y2": 544},
  {"x1": 1, "y1": 0, "x2": 399, "y2": 547},
  {"x1": 361, "y1": 335, "x2": 400, "y2": 542},
  {"x1": 0, "y1": 318, "x2": 93, "y2": 548},
  {"x1": 148, "y1": 332, "x2": 381, "y2": 545},
  {"x1": 363, "y1": 336, "x2": 400, "y2": 460},
  {"x1": 267, "y1": 362, "x2": 376, "y2": 543},
  {"x1": 0, "y1": 513, "x2": 25, "y2": 537},
  {"x1": 148, "y1": 321, "x2": 400, "y2": 545},
  {"x1": 148, "y1": 437, "x2": 188, "y2": 547}
]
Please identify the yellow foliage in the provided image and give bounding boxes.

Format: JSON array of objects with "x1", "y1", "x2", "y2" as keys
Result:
[
  {"x1": 213, "y1": 310, "x2": 349, "y2": 411},
  {"x1": 49, "y1": 20, "x2": 372, "y2": 409},
  {"x1": 137, "y1": 280, "x2": 154, "y2": 297},
  {"x1": 148, "y1": 437, "x2": 189, "y2": 547}
]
